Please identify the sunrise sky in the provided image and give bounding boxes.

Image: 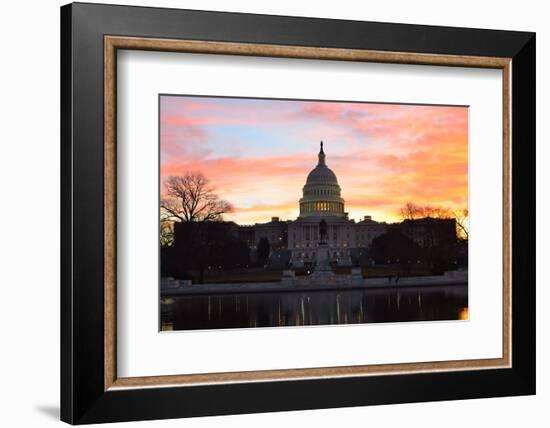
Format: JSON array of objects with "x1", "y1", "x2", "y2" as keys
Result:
[{"x1": 160, "y1": 95, "x2": 468, "y2": 225}]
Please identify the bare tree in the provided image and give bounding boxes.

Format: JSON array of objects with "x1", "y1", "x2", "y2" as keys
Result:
[
  {"x1": 399, "y1": 202, "x2": 421, "y2": 220},
  {"x1": 423, "y1": 206, "x2": 452, "y2": 219},
  {"x1": 453, "y1": 208, "x2": 469, "y2": 241},
  {"x1": 398, "y1": 202, "x2": 468, "y2": 241},
  {"x1": 399, "y1": 202, "x2": 453, "y2": 221},
  {"x1": 160, "y1": 172, "x2": 233, "y2": 223}
]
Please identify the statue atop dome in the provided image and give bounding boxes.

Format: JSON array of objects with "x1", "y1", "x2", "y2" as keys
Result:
[{"x1": 318, "y1": 141, "x2": 326, "y2": 166}]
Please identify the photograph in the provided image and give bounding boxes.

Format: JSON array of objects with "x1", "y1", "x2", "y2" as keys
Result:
[{"x1": 159, "y1": 95, "x2": 469, "y2": 331}]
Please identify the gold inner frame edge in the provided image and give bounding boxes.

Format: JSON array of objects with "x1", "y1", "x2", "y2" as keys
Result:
[{"x1": 104, "y1": 35, "x2": 512, "y2": 391}]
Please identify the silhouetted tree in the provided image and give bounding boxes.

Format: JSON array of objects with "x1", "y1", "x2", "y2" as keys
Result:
[
  {"x1": 398, "y1": 202, "x2": 468, "y2": 241},
  {"x1": 453, "y1": 208, "x2": 469, "y2": 241},
  {"x1": 160, "y1": 172, "x2": 247, "y2": 282},
  {"x1": 161, "y1": 172, "x2": 233, "y2": 224},
  {"x1": 399, "y1": 202, "x2": 452, "y2": 221},
  {"x1": 399, "y1": 202, "x2": 421, "y2": 221},
  {"x1": 257, "y1": 237, "x2": 271, "y2": 267}
]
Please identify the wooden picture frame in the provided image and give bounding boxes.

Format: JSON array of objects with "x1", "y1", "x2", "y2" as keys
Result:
[{"x1": 61, "y1": 2, "x2": 535, "y2": 424}]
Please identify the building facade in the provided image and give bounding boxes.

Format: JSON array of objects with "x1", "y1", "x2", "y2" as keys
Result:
[
  {"x1": 399, "y1": 217, "x2": 456, "y2": 248},
  {"x1": 254, "y1": 217, "x2": 288, "y2": 251},
  {"x1": 288, "y1": 142, "x2": 384, "y2": 267},
  {"x1": 241, "y1": 142, "x2": 387, "y2": 268},
  {"x1": 355, "y1": 216, "x2": 387, "y2": 249},
  {"x1": 236, "y1": 142, "x2": 460, "y2": 269}
]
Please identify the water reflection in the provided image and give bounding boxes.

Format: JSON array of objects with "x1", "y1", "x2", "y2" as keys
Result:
[{"x1": 160, "y1": 285, "x2": 468, "y2": 331}]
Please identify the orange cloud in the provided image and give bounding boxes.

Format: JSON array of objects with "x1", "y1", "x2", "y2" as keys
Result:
[{"x1": 160, "y1": 96, "x2": 468, "y2": 224}]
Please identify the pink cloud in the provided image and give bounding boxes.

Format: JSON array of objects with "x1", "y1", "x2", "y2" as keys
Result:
[{"x1": 160, "y1": 96, "x2": 468, "y2": 223}]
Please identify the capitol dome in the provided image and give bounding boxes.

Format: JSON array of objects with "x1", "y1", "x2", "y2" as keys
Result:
[
  {"x1": 305, "y1": 159, "x2": 338, "y2": 185},
  {"x1": 299, "y1": 142, "x2": 345, "y2": 218}
]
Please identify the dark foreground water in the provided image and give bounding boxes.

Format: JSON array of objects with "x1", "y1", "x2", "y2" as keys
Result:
[{"x1": 160, "y1": 285, "x2": 468, "y2": 331}]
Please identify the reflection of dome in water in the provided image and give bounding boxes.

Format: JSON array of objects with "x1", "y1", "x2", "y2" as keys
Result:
[{"x1": 299, "y1": 142, "x2": 345, "y2": 218}]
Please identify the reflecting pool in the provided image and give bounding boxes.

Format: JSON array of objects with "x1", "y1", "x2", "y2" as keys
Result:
[{"x1": 160, "y1": 284, "x2": 468, "y2": 331}]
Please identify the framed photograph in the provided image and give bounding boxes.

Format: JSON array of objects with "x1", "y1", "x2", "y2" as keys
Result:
[{"x1": 61, "y1": 2, "x2": 535, "y2": 424}]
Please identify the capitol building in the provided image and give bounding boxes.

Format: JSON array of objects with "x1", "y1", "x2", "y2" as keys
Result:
[{"x1": 243, "y1": 142, "x2": 387, "y2": 268}]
